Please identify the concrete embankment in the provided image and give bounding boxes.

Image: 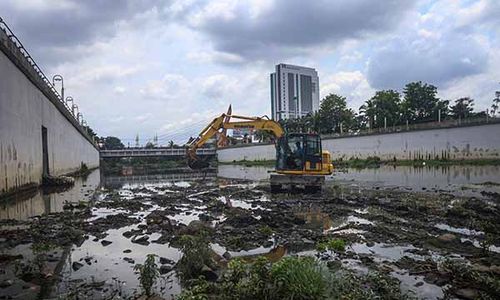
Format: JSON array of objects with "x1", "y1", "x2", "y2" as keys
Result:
[
  {"x1": 217, "y1": 122, "x2": 500, "y2": 163},
  {"x1": 0, "y1": 26, "x2": 99, "y2": 196}
]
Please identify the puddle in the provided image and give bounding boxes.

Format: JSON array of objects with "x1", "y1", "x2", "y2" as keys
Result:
[
  {"x1": 350, "y1": 242, "x2": 417, "y2": 262},
  {"x1": 435, "y1": 223, "x2": 483, "y2": 236},
  {"x1": 392, "y1": 270, "x2": 444, "y2": 300}
]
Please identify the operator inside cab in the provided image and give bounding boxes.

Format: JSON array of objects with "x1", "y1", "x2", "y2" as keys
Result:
[{"x1": 286, "y1": 140, "x2": 304, "y2": 170}]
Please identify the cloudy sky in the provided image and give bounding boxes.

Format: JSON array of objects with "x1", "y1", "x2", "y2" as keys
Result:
[{"x1": 1, "y1": 0, "x2": 499, "y2": 145}]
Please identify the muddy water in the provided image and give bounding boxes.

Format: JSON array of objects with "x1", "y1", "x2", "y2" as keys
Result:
[
  {"x1": 1, "y1": 165, "x2": 499, "y2": 299},
  {"x1": 0, "y1": 169, "x2": 101, "y2": 221},
  {"x1": 218, "y1": 164, "x2": 500, "y2": 193}
]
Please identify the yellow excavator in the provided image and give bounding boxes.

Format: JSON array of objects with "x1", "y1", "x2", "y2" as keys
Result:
[{"x1": 187, "y1": 113, "x2": 333, "y2": 192}]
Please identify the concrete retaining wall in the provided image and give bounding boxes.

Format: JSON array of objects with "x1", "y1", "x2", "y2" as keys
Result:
[
  {"x1": 217, "y1": 123, "x2": 500, "y2": 162},
  {"x1": 0, "y1": 36, "x2": 99, "y2": 196}
]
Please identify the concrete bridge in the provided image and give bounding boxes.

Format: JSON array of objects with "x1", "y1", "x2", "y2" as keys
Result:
[{"x1": 99, "y1": 148, "x2": 216, "y2": 158}]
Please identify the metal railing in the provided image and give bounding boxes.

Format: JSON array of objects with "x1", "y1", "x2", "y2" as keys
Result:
[
  {"x1": 321, "y1": 116, "x2": 500, "y2": 140},
  {"x1": 100, "y1": 148, "x2": 217, "y2": 158},
  {"x1": 0, "y1": 17, "x2": 95, "y2": 145}
]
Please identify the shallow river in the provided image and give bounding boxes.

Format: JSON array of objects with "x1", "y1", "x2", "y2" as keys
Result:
[{"x1": 0, "y1": 165, "x2": 499, "y2": 299}]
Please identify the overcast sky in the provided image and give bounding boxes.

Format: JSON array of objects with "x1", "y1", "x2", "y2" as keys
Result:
[{"x1": 1, "y1": 0, "x2": 499, "y2": 145}]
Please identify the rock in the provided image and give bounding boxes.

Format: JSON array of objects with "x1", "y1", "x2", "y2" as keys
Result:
[
  {"x1": 159, "y1": 264, "x2": 173, "y2": 274},
  {"x1": 122, "y1": 231, "x2": 134, "y2": 238},
  {"x1": 72, "y1": 261, "x2": 84, "y2": 271},
  {"x1": 0, "y1": 254, "x2": 23, "y2": 262},
  {"x1": 101, "y1": 240, "x2": 112, "y2": 246},
  {"x1": 145, "y1": 210, "x2": 172, "y2": 228},
  {"x1": 84, "y1": 256, "x2": 93, "y2": 265},
  {"x1": 200, "y1": 265, "x2": 218, "y2": 281},
  {"x1": 132, "y1": 235, "x2": 150, "y2": 246},
  {"x1": 454, "y1": 288, "x2": 479, "y2": 300},
  {"x1": 123, "y1": 249, "x2": 132, "y2": 253},
  {"x1": 0, "y1": 280, "x2": 13, "y2": 288},
  {"x1": 159, "y1": 257, "x2": 175, "y2": 265},
  {"x1": 179, "y1": 220, "x2": 214, "y2": 235},
  {"x1": 222, "y1": 251, "x2": 232, "y2": 260},
  {"x1": 437, "y1": 233, "x2": 456, "y2": 242},
  {"x1": 123, "y1": 257, "x2": 135, "y2": 264},
  {"x1": 414, "y1": 281, "x2": 424, "y2": 287}
]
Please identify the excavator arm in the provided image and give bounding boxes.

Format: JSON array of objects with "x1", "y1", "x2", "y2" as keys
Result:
[{"x1": 187, "y1": 113, "x2": 284, "y2": 169}]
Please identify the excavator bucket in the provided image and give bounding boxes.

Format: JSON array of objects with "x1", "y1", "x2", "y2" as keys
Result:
[{"x1": 187, "y1": 155, "x2": 210, "y2": 169}]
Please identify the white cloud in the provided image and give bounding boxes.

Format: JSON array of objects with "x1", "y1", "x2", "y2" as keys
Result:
[{"x1": 321, "y1": 71, "x2": 374, "y2": 109}]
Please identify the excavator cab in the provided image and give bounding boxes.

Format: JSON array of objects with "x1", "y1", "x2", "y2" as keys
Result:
[{"x1": 276, "y1": 133, "x2": 322, "y2": 172}]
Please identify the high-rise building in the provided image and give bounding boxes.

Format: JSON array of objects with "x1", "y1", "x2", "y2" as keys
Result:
[{"x1": 270, "y1": 63, "x2": 320, "y2": 121}]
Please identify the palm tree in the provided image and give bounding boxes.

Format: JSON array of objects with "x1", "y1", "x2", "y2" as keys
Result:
[{"x1": 492, "y1": 91, "x2": 500, "y2": 116}]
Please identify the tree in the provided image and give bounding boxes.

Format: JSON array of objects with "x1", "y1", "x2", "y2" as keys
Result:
[
  {"x1": 402, "y1": 81, "x2": 440, "y2": 123},
  {"x1": 492, "y1": 90, "x2": 500, "y2": 116},
  {"x1": 254, "y1": 130, "x2": 274, "y2": 142},
  {"x1": 84, "y1": 126, "x2": 98, "y2": 139},
  {"x1": 318, "y1": 94, "x2": 356, "y2": 134},
  {"x1": 450, "y1": 97, "x2": 474, "y2": 119},
  {"x1": 102, "y1": 136, "x2": 124, "y2": 150},
  {"x1": 362, "y1": 90, "x2": 401, "y2": 128},
  {"x1": 168, "y1": 140, "x2": 175, "y2": 148},
  {"x1": 359, "y1": 99, "x2": 375, "y2": 129}
]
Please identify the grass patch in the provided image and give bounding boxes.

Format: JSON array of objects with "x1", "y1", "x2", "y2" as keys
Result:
[
  {"x1": 220, "y1": 159, "x2": 276, "y2": 167},
  {"x1": 177, "y1": 256, "x2": 413, "y2": 300},
  {"x1": 333, "y1": 156, "x2": 382, "y2": 169}
]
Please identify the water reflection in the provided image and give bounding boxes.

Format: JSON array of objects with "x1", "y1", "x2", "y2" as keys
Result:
[
  {"x1": 101, "y1": 170, "x2": 217, "y2": 189},
  {"x1": 0, "y1": 169, "x2": 101, "y2": 221},
  {"x1": 217, "y1": 164, "x2": 500, "y2": 191}
]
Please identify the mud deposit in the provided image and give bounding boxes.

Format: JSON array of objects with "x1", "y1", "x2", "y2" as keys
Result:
[{"x1": 1, "y1": 167, "x2": 500, "y2": 299}]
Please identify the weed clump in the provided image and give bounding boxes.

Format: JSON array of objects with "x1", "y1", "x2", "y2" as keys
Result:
[
  {"x1": 177, "y1": 233, "x2": 216, "y2": 283},
  {"x1": 316, "y1": 238, "x2": 346, "y2": 253},
  {"x1": 134, "y1": 254, "x2": 160, "y2": 297},
  {"x1": 177, "y1": 255, "x2": 412, "y2": 300}
]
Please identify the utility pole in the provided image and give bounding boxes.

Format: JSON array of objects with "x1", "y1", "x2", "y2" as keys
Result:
[{"x1": 438, "y1": 109, "x2": 441, "y2": 123}]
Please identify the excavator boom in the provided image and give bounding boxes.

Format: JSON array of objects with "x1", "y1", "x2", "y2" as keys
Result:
[{"x1": 187, "y1": 113, "x2": 283, "y2": 169}]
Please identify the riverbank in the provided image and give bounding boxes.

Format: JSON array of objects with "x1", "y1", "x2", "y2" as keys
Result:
[{"x1": 220, "y1": 157, "x2": 500, "y2": 169}]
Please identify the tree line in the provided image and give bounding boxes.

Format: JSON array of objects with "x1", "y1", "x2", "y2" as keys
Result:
[{"x1": 275, "y1": 81, "x2": 499, "y2": 136}]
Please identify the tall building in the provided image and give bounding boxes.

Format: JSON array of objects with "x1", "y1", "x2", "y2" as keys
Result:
[{"x1": 270, "y1": 63, "x2": 320, "y2": 121}]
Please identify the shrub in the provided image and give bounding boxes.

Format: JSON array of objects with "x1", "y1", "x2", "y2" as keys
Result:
[
  {"x1": 270, "y1": 256, "x2": 327, "y2": 299},
  {"x1": 316, "y1": 238, "x2": 346, "y2": 253},
  {"x1": 177, "y1": 233, "x2": 214, "y2": 282},
  {"x1": 134, "y1": 254, "x2": 159, "y2": 297}
]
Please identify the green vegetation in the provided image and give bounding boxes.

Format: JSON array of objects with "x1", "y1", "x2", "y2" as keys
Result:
[
  {"x1": 333, "y1": 157, "x2": 500, "y2": 169},
  {"x1": 316, "y1": 238, "x2": 346, "y2": 253},
  {"x1": 219, "y1": 159, "x2": 276, "y2": 167},
  {"x1": 385, "y1": 158, "x2": 500, "y2": 167},
  {"x1": 258, "y1": 225, "x2": 274, "y2": 236},
  {"x1": 177, "y1": 256, "x2": 412, "y2": 300},
  {"x1": 100, "y1": 136, "x2": 125, "y2": 150},
  {"x1": 279, "y1": 81, "x2": 495, "y2": 135},
  {"x1": 134, "y1": 254, "x2": 160, "y2": 297},
  {"x1": 177, "y1": 233, "x2": 216, "y2": 283},
  {"x1": 224, "y1": 157, "x2": 500, "y2": 169},
  {"x1": 441, "y1": 259, "x2": 500, "y2": 298},
  {"x1": 333, "y1": 156, "x2": 382, "y2": 169}
]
